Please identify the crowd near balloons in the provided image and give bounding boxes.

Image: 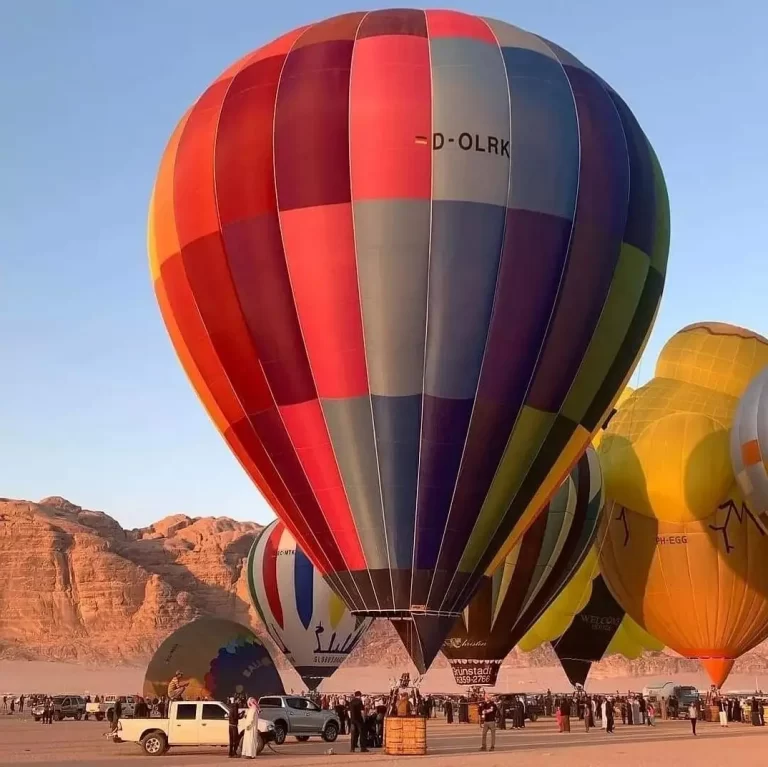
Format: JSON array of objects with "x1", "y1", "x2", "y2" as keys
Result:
[{"x1": 134, "y1": 5, "x2": 768, "y2": 740}]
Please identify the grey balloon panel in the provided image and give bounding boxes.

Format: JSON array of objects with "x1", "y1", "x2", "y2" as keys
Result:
[
  {"x1": 321, "y1": 396, "x2": 388, "y2": 570},
  {"x1": 533, "y1": 36, "x2": 591, "y2": 73},
  {"x1": 480, "y1": 18, "x2": 559, "y2": 60},
  {"x1": 430, "y1": 36, "x2": 511, "y2": 206},
  {"x1": 424, "y1": 200, "x2": 506, "y2": 400},
  {"x1": 352, "y1": 199, "x2": 430, "y2": 398}
]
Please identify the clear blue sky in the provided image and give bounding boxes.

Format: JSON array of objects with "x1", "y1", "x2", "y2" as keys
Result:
[{"x1": 1, "y1": 1, "x2": 765, "y2": 529}]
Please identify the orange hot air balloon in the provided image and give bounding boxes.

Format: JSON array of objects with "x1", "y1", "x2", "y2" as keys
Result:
[{"x1": 598, "y1": 322, "x2": 768, "y2": 687}]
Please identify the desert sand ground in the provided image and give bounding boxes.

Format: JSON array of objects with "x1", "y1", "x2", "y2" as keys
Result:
[
  {"x1": 3, "y1": 659, "x2": 768, "y2": 696},
  {"x1": 3, "y1": 713, "x2": 768, "y2": 766}
]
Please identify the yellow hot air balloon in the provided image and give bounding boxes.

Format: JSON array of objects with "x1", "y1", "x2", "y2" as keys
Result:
[{"x1": 598, "y1": 322, "x2": 768, "y2": 687}]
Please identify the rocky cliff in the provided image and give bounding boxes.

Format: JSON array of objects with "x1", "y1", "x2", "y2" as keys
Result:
[
  {"x1": 3, "y1": 495, "x2": 768, "y2": 677},
  {"x1": 0, "y1": 496, "x2": 260, "y2": 663}
]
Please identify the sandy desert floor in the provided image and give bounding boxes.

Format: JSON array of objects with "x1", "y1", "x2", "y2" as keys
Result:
[{"x1": 3, "y1": 714, "x2": 768, "y2": 766}]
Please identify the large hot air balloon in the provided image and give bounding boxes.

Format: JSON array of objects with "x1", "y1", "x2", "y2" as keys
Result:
[
  {"x1": 247, "y1": 520, "x2": 373, "y2": 690},
  {"x1": 143, "y1": 618, "x2": 285, "y2": 701},
  {"x1": 732, "y1": 367, "x2": 768, "y2": 530},
  {"x1": 148, "y1": 8, "x2": 669, "y2": 671},
  {"x1": 598, "y1": 323, "x2": 768, "y2": 687},
  {"x1": 442, "y1": 447, "x2": 603, "y2": 686}
]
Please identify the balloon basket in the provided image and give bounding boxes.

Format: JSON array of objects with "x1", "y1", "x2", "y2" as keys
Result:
[
  {"x1": 467, "y1": 703, "x2": 480, "y2": 724},
  {"x1": 384, "y1": 716, "x2": 427, "y2": 755},
  {"x1": 705, "y1": 705, "x2": 720, "y2": 723}
]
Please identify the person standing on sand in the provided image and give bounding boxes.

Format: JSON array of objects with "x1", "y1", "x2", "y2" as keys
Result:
[
  {"x1": 241, "y1": 697, "x2": 260, "y2": 759},
  {"x1": 689, "y1": 702, "x2": 697, "y2": 735},
  {"x1": 478, "y1": 693, "x2": 498, "y2": 752},
  {"x1": 349, "y1": 691, "x2": 368, "y2": 753},
  {"x1": 228, "y1": 698, "x2": 244, "y2": 758}
]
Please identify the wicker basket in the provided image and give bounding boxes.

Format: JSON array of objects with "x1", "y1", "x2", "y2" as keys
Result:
[
  {"x1": 384, "y1": 716, "x2": 427, "y2": 755},
  {"x1": 468, "y1": 703, "x2": 480, "y2": 724}
]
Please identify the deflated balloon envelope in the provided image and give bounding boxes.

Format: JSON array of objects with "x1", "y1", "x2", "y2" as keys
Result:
[
  {"x1": 247, "y1": 520, "x2": 373, "y2": 690},
  {"x1": 441, "y1": 447, "x2": 603, "y2": 686},
  {"x1": 148, "y1": 7, "x2": 669, "y2": 672},
  {"x1": 143, "y1": 618, "x2": 284, "y2": 701}
]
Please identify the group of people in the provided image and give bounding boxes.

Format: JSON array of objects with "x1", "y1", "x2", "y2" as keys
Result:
[{"x1": 1, "y1": 694, "x2": 25, "y2": 713}]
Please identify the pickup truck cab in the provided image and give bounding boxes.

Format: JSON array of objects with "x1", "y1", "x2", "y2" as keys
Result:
[
  {"x1": 117, "y1": 700, "x2": 276, "y2": 756},
  {"x1": 258, "y1": 695, "x2": 340, "y2": 745}
]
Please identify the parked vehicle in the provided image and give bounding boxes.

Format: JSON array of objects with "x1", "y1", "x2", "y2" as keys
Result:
[
  {"x1": 86, "y1": 695, "x2": 136, "y2": 722},
  {"x1": 116, "y1": 700, "x2": 276, "y2": 756},
  {"x1": 258, "y1": 695, "x2": 340, "y2": 745},
  {"x1": 642, "y1": 682, "x2": 699, "y2": 716},
  {"x1": 32, "y1": 695, "x2": 87, "y2": 721}
]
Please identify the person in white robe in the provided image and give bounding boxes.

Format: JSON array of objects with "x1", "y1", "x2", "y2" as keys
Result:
[
  {"x1": 601, "y1": 699, "x2": 608, "y2": 729},
  {"x1": 241, "y1": 697, "x2": 261, "y2": 759}
]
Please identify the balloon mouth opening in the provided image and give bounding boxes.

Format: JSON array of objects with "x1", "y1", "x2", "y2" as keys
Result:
[{"x1": 351, "y1": 609, "x2": 461, "y2": 618}]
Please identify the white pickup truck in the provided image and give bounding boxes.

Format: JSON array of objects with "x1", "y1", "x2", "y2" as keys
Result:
[{"x1": 116, "y1": 700, "x2": 276, "y2": 756}]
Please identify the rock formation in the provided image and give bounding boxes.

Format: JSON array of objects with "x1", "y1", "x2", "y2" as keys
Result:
[
  {"x1": 0, "y1": 496, "x2": 260, "y2": 663},
  {"x1": 3, "y1": 495, "x2": 768, "y2": 677}
]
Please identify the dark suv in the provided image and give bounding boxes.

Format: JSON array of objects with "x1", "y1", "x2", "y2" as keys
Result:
[{"x1": 32, "y1": 695, "x2": 87, "y2": 721}]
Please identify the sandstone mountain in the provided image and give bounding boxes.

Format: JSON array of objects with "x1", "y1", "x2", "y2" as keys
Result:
[{"x1": 2, "y1": 496, "x2": 768, "y2": 678}]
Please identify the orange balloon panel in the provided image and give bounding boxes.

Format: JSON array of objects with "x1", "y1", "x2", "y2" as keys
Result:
[{"x1": 599, "y1": 491, "x2": 768, "y2": 686}]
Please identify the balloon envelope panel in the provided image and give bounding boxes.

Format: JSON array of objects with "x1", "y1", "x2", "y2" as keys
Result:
[
  {"x1": 247, "y1": 521, "x2": 373, "y2": 690},
  {"x1": 442, "y1": 447, "x2": 603, "y2": 685},
  {"x1": 143, "y1": 618, "x2": 284, "y2": 701},
  {"x1": 148, "y1": 8, "x2": 668, "y2": 667}
]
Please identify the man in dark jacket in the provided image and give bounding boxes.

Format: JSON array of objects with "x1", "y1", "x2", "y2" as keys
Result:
[
  {"x1": 111, "y1": 698, "x2": 123, "y2": 733},
  {"x1": 349, "y1": 691, "x2": 368, "y2": 753},
  {"x1": 228, "y1": 699, "x2": 243, "y2": 758}
]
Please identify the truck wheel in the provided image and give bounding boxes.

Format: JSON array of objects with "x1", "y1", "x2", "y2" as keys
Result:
[
  {"x1": 257, "y1": 734, "x2": 265, "y2": 755},
  {"x1": 74, "y1": 712, "x2": 82, "y2": 721},
  {"x1": 95, "y1": 713, "x2": 104, "y2": 722},
  {"x1": 273, "y1": 721, "x2": 287, "y2": 745},
  {"x1": 140, "y1": 731, "x2": 168, "y2": 756},
  {"x1": 57, "y1": 712, "x2": 65, "y2": 721},
  {"x1": 295, "y1": 735, "x2": 310, "y2": 742},
  {"x1": 322, "y1": 721, "x2": 339, "y2": 742}
]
